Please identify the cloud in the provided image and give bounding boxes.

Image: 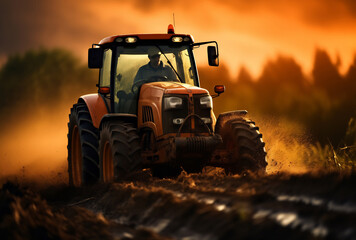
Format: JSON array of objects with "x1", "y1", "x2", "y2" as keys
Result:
[
  {"x1": 0, "y1": 0, "x2": 355, "y2": 76},
  {"x1": 0, "y1": 1, "x2": 48, "y2": 54},
  {"x1": 0, "y1": 1, "x2": 107, "y2": 56},
  {"x1": 124, "y1": 0, "x2": 356, "y2": 24},
  {"x1": 298, "y1": 0, "x2": 356, "y2": 26},
  {"x1": 202, "y1": 0, "x2": 356, "y2": 30}
]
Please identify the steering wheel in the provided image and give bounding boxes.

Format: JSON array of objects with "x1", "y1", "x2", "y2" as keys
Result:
[{"x1": 131, "y1": 76, "x2": 168, "y2": 93}]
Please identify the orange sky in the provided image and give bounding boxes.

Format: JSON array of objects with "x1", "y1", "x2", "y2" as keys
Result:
[{"x1": 1, "y1": 0, "x2": 356, "y2": 77}]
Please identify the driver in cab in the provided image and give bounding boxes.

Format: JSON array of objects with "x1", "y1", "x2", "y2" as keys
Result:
[{"x1": 133, "y1": 47, "x2": 177, "y2": 83}]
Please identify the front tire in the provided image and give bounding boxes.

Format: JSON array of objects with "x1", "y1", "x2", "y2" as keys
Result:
[
  {"x1": 67, "y1": 103, "x2": 100, "y2": 186},
  {"x1": 99, "y1": 121, "x2": 142, "y2": 181},
  {"x1": 218, "y1": 117, "x2": 267, "y2": 175}
]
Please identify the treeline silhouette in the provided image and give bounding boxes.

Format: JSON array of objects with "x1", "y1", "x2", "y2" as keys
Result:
[
  {"x1": 0, "y1": 49, "x2": 97, "y2": 124},
  {"x1": 199, "y1": 49, "x2": 356, "y2": 146},
  {"x1": 0, "y1": 48, "x2": 355, "y2": 147}
]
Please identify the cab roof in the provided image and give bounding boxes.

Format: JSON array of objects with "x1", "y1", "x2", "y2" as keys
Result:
[{"x1": 99, "y1": 33, "x2": 195, "y2": 45}]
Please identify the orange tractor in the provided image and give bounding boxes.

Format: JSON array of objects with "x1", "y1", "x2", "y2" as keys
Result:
[{"x1": 67, "y1": 25, "x2": 267, "y2": 186}]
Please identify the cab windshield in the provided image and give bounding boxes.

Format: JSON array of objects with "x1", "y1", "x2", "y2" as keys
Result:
[{"x1": 114, "y1": 45, "x2": 198, "y2": 113}]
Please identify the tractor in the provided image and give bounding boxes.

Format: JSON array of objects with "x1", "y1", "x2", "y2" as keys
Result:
[{"x1": 67, "y1": 25, "x2": 267, "y2": 186}]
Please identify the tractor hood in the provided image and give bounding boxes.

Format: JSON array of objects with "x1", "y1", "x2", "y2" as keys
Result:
[
  {"x1": 138, "y1": 81, "x2": 215, "y2": 137},
  {"x1": 142, "y1": 82, "x2": 209, "y2": 95}
]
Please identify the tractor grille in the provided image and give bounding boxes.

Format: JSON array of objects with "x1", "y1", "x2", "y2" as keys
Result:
[
  {"x1": 193, "y1": 94, "x2": 213, "y2": 133},
  {"x1": 163, "y1": 94, "x2": 189, "y2": 134},
  {"x1": 142, "y1": 106, "x2": 154, "y2": 123},
  {"x1": 162, "y1": 94, "x2": 212, "y2": 134}
]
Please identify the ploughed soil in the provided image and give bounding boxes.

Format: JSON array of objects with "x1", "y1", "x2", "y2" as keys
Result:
[{"x1": 1, "y1": 168, "x2": 356, "y2": 240}]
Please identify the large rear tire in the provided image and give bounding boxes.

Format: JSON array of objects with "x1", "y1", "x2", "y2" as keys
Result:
[
  {"x1": 218, "y1": 117, "x2": 267, "y2": 175},
  {"x1": 99, "y1": 121, "x2": 142, "y2": 182},
  {"x1": 67, "y1": 103, "x2": 100, "y2": 186}
]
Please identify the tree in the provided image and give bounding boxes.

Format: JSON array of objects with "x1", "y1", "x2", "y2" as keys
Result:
[
  {"x1": 0, "y1": 48, "x2": 96, "y2": 118},
  {"x1": 258, "y1": 55, "x2": 307, "y2": 91},
  {"x1": 345, "y1": 54, "x2": 356, "y2": 96},
  {"x1": 236, "y1": 66, "x2": 254, "y2": 86},
  {"x1": 312, "y1": 49, "x2": 343, "y2": 96}
]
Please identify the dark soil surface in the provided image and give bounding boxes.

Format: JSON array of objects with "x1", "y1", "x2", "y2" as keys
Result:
[{"x1": 1, "y1": 168, "x2": 356, "y2": 240}]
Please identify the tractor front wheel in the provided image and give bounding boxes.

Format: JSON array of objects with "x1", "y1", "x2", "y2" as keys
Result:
[
  {"x1": 218, "y1": 117, "x2": 267, "y2": 175},
  {"x1": 99, "y1": 121, "x2": 142, "y2": 181}
]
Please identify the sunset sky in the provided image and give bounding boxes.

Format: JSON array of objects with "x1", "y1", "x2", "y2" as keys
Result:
[{"x1": 1, "y1": 0, "x2": 355, "y2": 77}]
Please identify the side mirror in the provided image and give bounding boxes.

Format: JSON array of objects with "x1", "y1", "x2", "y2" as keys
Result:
[
  {"x1": 88, "y1": 48, "x2": 103, "y2": 68},
  {"x1": 208, "y1": 46, "x2": 219, "y2": 66},
  {"x1": 214, "y1": 85, "x2": 225, "y2": 94}
]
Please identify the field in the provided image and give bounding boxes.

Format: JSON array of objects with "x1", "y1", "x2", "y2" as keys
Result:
[
  {"x1": 1, "y1": 169, "x2": 356, "y2": 239},
  {"x1": 0, "y1": 49, "x2": 355, "y2": 239}
]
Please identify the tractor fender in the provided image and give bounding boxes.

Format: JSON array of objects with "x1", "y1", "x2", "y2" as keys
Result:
[
  {"x1": 79, "y1": 94, "x2": 109, "y2": 129},
  {"x1": 99, "y1": 114, "x2": 138, "y2": 130},
  {"x1": 215, "y1": 110, "x2": 248, "y2": 133}
]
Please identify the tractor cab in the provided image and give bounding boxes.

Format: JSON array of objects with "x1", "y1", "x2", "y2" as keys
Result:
[
  {"x1": 88, "y1": 25, "x2": 219, "y2": 115},
  {"x1": 113, "y1": 44, "x2": 199, "y2": 114}
]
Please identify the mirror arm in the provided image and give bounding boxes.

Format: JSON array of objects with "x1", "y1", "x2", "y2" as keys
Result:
[
  {"x1": 191, "y1": 41, "x2": 219, "y2": 57},
  {"x1": 211, "y1": 93, "x2": 221, "y2": 99}
]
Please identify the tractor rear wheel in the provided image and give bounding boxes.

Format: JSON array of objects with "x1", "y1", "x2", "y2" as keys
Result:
[
  {"x1": 99, "y1": 121, "x2": 142, "y2": 181},
  {"x1": 218, "y1": 117, "x2": 267, "y2": 175},
  {"x1": 67, "y1": 103, "x2": 100, "y2": 186}
]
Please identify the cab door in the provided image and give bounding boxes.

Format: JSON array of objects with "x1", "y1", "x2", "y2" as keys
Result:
[{"x1": 98, "y1": 48, "x2": 112, "y2": 111}]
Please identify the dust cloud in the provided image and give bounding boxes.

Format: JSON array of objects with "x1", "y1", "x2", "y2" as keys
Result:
[
  {"x1": 0, "y1": 103, "x2": 321, "y2": 187},
  {"x1": 0, "y1": 104, "x2": 71, "y2": 186},
  {"x1": 256, "y1": 116, "x2": 311, "y2": 174}
]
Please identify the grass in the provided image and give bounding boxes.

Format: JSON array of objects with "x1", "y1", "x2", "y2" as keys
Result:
[{"x1": 307, "y1": 118, "x2": 356, "y2": 172}]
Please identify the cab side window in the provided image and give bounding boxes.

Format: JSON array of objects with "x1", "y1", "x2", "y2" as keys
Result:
[{"x1": 99, "y1": 49, "x2": 112, "y2": 87}]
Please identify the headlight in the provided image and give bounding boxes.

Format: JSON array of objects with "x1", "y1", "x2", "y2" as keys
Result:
[
  {"x1": 201, "y1": 117, "x2": 212, "y2": 124},
  {"x1": 125, "y1": 37, "x2": 137, "y2": 43},
  {"x1": 115, "y1": 37, "x2": 123, "y2": 43},
  {"x1": 172, "y1": 36, "x2": 183, "y2": 42},
  {"x1": 173, "y1": 118, "x2": 184, "y2": 125},
  {"x1": 164, "y1": 97, "x2": 183, "y2": 110},
  {"x1": 200, "y1": 96, "x2": 212, "y2": 109}
]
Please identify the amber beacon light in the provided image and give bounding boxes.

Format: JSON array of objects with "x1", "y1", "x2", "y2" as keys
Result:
[{"x1": 168, "y1": 24, "x2": 175, "y2": 34}]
